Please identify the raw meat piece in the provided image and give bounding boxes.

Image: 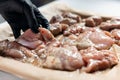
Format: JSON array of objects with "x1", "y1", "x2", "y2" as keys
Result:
[
  {"x1": 85, "y1": 16, "x2": 102, "y2": 27},
  {"x1": 80, "y1": 47, "x2": 118, "y2": 72},
  {"x1": 100, "y1": 19, "x2": 120, "y2": 30},
  {"x1": 42, "y1": 45, "x2": 84, "y2": 70},
  {"x1": 77, "y1": 28, "x2": 114, "y2": 50}
]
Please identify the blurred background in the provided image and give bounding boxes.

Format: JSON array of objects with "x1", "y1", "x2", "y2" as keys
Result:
[
  {"x1": 59, "y1": 0, "x2": 120, "y2": 17},
  {"x1": 0, "y1": 0, "x2": 120, "y2": 80},
  {"x1": 1, "y1": 0, "x2": 120, "y2": 23}
]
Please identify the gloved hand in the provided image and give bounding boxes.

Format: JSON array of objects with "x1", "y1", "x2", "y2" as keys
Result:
[{"x1": 0, "y1": 0, "x2": 50, "y2": 39}]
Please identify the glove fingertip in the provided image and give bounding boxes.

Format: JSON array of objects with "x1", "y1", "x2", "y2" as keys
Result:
[{"x1": 31, "y1": 28, "x2": 39, "y2": 33}]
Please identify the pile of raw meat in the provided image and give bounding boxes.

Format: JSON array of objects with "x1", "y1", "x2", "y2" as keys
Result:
[{"x1": 0, "y1": 12, "x2": 120, "y2": 73}]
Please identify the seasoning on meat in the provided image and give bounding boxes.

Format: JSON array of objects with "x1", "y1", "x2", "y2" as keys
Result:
[{"x1": 0, "y1": 12, "x2": 119, "y2": 73}]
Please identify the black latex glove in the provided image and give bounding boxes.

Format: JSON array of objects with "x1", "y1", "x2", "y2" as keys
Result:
[{"x1": 0, "y1": 0, "x2": 50, "y2": 39}]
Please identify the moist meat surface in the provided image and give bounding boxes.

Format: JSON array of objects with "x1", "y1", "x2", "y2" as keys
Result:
[{"x1": 0, "y1": 12, "x2": 119, "y2": 73}]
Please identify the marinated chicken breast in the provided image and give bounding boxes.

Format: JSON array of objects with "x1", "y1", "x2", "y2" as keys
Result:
[{"x1": 0, "y1": 12, "x2": 119, "y2": 73}]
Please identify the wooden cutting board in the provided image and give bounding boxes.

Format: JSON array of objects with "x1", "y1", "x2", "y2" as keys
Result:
[{"x1": 0, "y1": 1, "x2": 119, "y2": 80}]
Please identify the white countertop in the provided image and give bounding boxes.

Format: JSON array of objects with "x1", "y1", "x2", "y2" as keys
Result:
[{"x1": 59, "y1": 0, "x2": 120, "y2": 17}]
